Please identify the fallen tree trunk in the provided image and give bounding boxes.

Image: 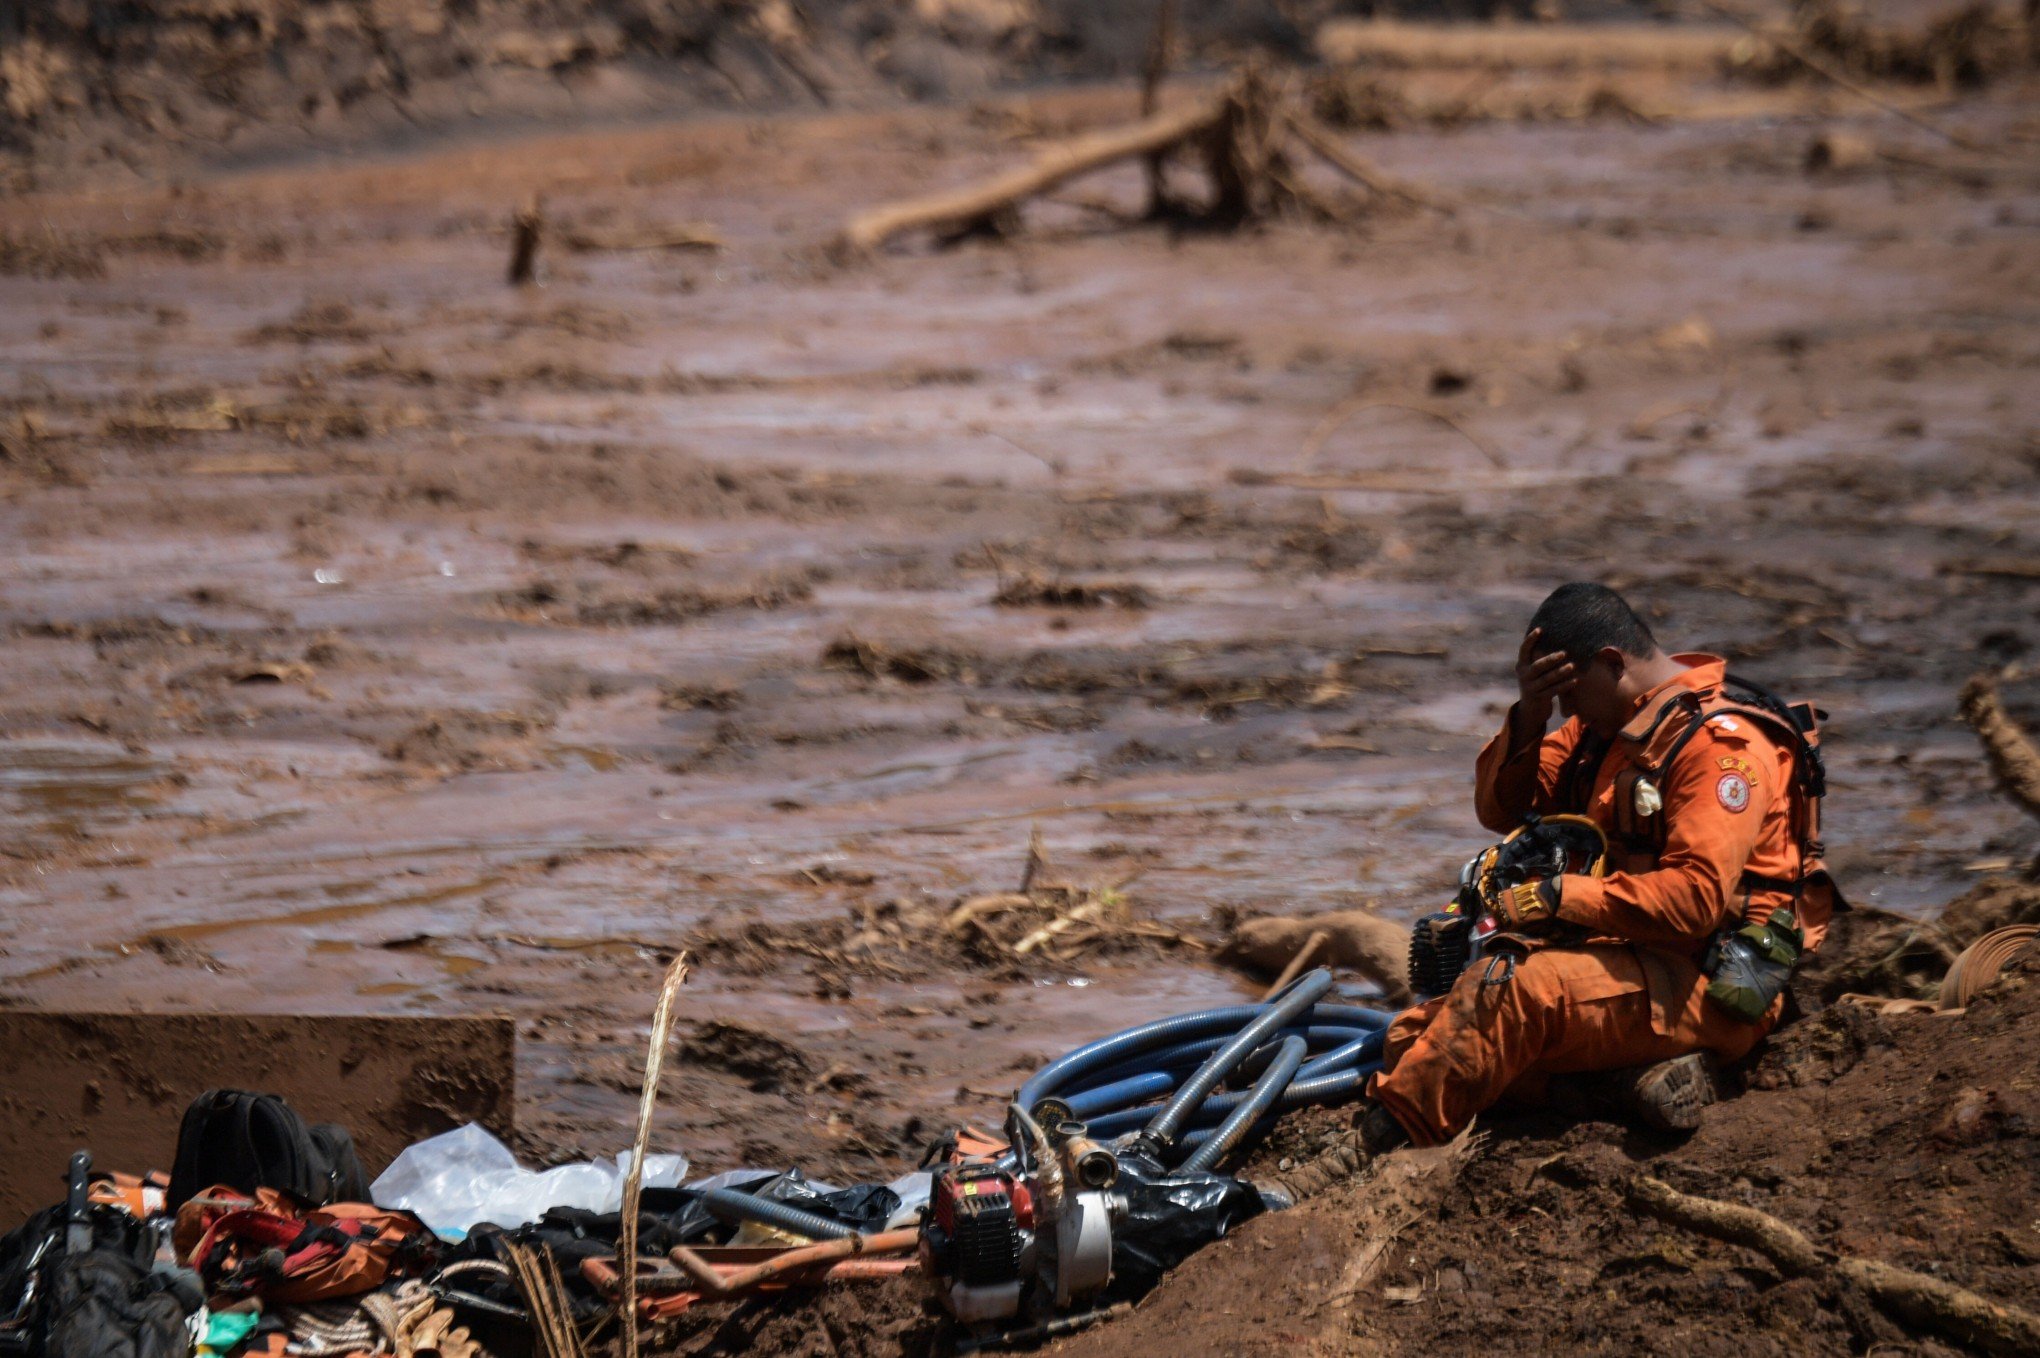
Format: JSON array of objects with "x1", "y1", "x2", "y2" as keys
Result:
[
  {"x1": 837, "y1": 96, "x2": 1227, "y2": 253},
  {"x1": 1961, "y1": 674, "x2": 2040, "y2": 823},
  {"x1": 1628, "y1": 1175, "x2": 2040, "y2": 1358}
]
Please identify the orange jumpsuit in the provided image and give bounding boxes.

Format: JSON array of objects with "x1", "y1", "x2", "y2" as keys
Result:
[{"x1": 1369, "y1": 654, "x2": 1832, "y2": 1146}]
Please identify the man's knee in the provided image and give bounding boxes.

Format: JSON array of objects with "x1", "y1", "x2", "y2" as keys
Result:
[{"x1": 1444, "y1": 950, "x2": 1570, "y2": 1029}]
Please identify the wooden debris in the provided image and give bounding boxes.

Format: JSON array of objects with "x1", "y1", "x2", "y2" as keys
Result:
[
  {"x1": 942, "y1": 830, "x2": 1162, "y2": 962},
  {"x1": 1701, "y1": 0, "x2": 1980, "y2": 150},
  {"x1": 505, "y1": 1241, "x2": 587, "y2": 1358},
  {"x1": 559, "y1": 223, "x2": 723, "y2": 254},
  {"x1": 836, "y1": 68, "x2": 1456, "y2": 254},
  {"x1": 619, "y1": 951, "x2": 690, "y2": 1358},
  {"x1": 838, "y1": 96, "x2": 1229, "y2": 253},
  {"x1": 1627, "y1": 1174, "x2": 2040, "y2": 1357},
  {"x1": 1282, "y1": 110, "x2": 1456, "y2": 214},
  {"x1": 1315, "y1": 19, "x2": 1745, "y2": 72},
  {"x1": 1960, "y1": 674, "x2": 2040, "y2": 825},
  {"x1": 991, "y1": 572, "x2": 1151, "y2": 609},
  {"x1": 1139, "y1": 0, "x2": 1180, "y2": 216},
  {"x1": 508, "y1": 197, "x2": 544, "y2": 286}
]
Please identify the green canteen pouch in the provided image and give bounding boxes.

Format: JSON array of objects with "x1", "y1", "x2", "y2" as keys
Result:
[{"x1": 1703, "y1": 913, "x2": 1802, "y2": 1023}]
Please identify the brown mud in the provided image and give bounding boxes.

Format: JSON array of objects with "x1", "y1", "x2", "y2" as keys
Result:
[{"x1": 2, "y1": 2, "x2": 2039, "y2": 1352}]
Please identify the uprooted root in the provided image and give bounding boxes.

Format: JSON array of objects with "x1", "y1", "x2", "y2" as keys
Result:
[{"x1": 1625, "y1": 1174, "x2": 2040, "y2": 1357}]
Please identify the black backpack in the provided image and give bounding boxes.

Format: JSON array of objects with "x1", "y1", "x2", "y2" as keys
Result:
[
  {"x1": 39, "y1": 1251, "x2": 195, "y2": 1358},
  {"x1": 166, "y1": 1091, "x2": 371, "y2": 1211},
  {"x1": 0, "y1": 1202, "x2": 198, "y2": 1358}
]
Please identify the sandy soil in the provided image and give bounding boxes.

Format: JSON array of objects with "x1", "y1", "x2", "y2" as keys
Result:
[{"x1": 2, "y1": 20, "x2": 2039, "y2": 1351}]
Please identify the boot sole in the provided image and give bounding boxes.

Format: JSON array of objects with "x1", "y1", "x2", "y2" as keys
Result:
[{"x1": 1631, "y1": 1052, "x2": 1720, "y2": 1132}]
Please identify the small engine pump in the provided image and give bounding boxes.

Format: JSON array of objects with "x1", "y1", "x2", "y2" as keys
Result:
[
  {"x1": 922, "y1": 1160, "x2": 1033, "y2": 1322},
  {"x1": 920, "y1": 1114, "x2": 1119, "y2": 1324}
]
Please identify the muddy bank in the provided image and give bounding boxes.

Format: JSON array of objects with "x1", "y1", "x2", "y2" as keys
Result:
[{"x1": 1053, "y1": 928, "x2": 2040, "y2": 1358}]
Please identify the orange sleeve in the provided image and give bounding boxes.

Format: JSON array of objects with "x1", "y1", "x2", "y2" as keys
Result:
[
  {"x1": 1474, "y1": 707, "x2": 1586, "y2": 833},
  {"x1": 1556, "y1": 725, "x2": 1774, "y2": 951}
]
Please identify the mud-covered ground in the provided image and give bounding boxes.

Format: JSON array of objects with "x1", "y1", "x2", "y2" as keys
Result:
[{"x1": 3, "y1": 16, "x2": 2040, "y2": 1350}]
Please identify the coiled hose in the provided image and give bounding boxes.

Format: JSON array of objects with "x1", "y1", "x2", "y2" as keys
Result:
[
  {"x1": 1139, "y1": 970, "x2": 1333, "y2": 1151},
  {"x1": 1182, "y1": 1034, "x2": 1306, "y2": 1173},
  {"x1": 1017, "y1": 969, "x2": 1399, "y2": 1172}
]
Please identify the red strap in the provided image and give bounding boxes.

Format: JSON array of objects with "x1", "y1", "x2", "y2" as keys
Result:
[{"x1": 194, "y1": 1209, "x2": 355, "y2": 1292}]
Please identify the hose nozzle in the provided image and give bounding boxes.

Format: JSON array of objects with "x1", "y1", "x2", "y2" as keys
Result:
[{"x1": 1056, "y1": 1127, "x2": 1118, "y2": 1189}]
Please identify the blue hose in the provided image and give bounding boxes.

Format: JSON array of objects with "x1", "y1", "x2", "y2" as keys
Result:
[
  {"x1": 1080, "y1": 1061, "x2": 1381, "y2": 1140},
  {"x1": 1082, "y1": 1026, "x2": 1370, "y2": 1093},
  {"x1": 1017, "y1": 983, "x2": 1401, "y2": 1169},
  {"x1": 1016, "y1": 999, "x2": 1390, "y2": 1114},
  {"x1": 1143, "y1": 970, "x2": 1334, "y2": 1150},
  {"x1": 1183, "y1": 1034, "x2": 1307, "y2": 1172},
  {"x1": 1063, "y1": 1071, "x2": 1175, "y2": 1120}
]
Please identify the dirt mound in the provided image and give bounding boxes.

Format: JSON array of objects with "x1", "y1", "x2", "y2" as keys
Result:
[{"x1": 1048, "y1": 942, "x2": 2040, "y2": 1358}]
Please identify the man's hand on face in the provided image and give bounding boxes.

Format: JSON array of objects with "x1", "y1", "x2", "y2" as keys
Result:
[{"x1": 1511, "y1": 627, "x2": 1577, "y2": 749}]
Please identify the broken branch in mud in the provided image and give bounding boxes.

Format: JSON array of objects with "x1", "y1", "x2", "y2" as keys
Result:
[
  {"x1": 1960, "y1": 673, "x2": 2040, "y2": 824},
  {"x1": 1627, "y1": 1174, "x2": 2040, "y2": 1357},
  {"x1": 1139, "y1": 0, "x2": 1179, "y2": 217},
  {"x1": 508, "y1": 197, "x2": 544, "y2": 286},
  {"x1": 838, "y1": 96, "x2": 1228, "y2": 253},
  {"x1": 837, "y1": 70, "x2": 1457, "y2": 253},
  {"x1": 1699, "y1": 0, "x2": 1980, "y2": 150},
  {"x1": 559, "y1": 223, "x2": 723, "y2": 254},
  {"x1": 1282, "y1": 110, "x2": 1455, "y2": 215}
]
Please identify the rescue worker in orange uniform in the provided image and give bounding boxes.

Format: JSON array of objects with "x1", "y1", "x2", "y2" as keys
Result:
[{"x1": 1360, "y1": 583, "x2": 1840, "y2": 1150}]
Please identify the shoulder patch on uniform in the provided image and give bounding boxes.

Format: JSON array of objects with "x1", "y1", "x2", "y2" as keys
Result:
[
  {"x1": 1718, "y1": 754, "x2": 1756, "y2": 778},
  {"x1": 1715, "y1": 771, "x2": 1751, "y2": 813}
]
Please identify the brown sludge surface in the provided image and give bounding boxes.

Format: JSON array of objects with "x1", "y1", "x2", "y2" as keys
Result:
[{"x1": 2, "y1": 2, "x2": 2038, "y2": 1353}]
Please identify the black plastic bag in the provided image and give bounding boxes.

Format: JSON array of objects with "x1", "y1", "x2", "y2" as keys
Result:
[
  {"x1": 749, "y1": 1172, "x2": 901, "y2": 1234},
  {"x1": 1103, "y1": 1148, "x2": 1265, "y2": 1298}
]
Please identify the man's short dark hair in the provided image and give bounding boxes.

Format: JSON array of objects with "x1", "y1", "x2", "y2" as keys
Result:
[{"x1": 1527, "y1": 583, "x2": 1659, "y2": 663}]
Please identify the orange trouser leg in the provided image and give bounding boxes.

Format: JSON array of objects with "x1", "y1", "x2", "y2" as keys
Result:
[{"x1": 1368, "y1": 946, "x2": 1714, "y2": 1147}]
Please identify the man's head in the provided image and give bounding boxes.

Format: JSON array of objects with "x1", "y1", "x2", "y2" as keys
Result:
[{"x1": 1525, "y1": 583, "x2": 1676, "y2": 736}]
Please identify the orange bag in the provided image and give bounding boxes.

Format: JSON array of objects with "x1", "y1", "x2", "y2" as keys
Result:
[{"x1": 175, "y1": 1185, "x2": 437, "y2": 1304}]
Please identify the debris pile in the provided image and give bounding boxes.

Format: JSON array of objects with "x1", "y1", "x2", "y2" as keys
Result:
[
  {"x1": 1732, "y1": 0, "x2": 2036, "y2": 90},
  {"x1": 687, "y1": 830, "x2": 1202, "y2": 991}
]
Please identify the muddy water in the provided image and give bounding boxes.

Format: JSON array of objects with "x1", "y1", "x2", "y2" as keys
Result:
[{"x1": 1, "y1": 72, "x2": 2036, "y2": 1174}]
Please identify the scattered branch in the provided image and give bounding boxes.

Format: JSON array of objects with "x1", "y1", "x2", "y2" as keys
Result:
[
  {"x1": 1628, "y1": 1175, "x2": 2040, "y2": 1358},
  {"x1": 508, "y1": 197, "x2": 544, "y2": 286}
]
